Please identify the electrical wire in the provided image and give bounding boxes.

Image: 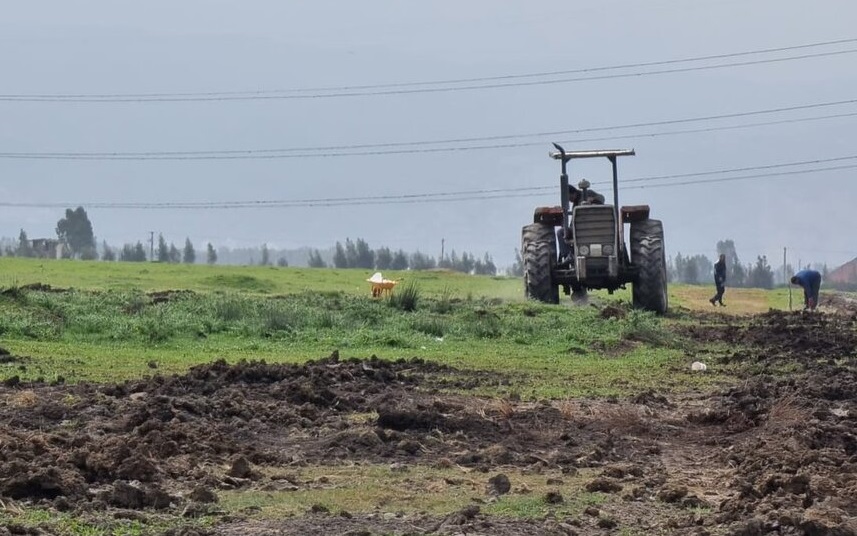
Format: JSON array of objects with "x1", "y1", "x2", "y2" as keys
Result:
[
  {"x1": 2, "y1": 45, "x2": 856, "y2": 102},
  {"x1": 5, "y1": 37, "x2": 856, "y2": 99},
  {"x1": 2, "y1": 100, "x2": 856, "y2": 160},
  {"x1": 1, "y1": 158, "x2": 854, "y2": 209}
]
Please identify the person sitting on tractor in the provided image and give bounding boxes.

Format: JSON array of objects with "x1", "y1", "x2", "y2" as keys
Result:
[
  {"x1": 556, "y1": 180, "x2": 605, "y2": 261},
  {"x1": 791, "y1": 269, "x2": 822, "y2": 311}
]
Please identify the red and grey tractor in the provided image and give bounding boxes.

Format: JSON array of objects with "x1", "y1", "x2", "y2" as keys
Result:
[{"x1": 521, "y1": 145, "x2": 668, "y2": 313}]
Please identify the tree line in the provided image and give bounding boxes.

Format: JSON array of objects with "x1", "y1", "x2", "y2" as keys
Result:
[
  {"x1": 1, "y1": 208, "x2": 499, "y2": 275},
  {"x1": 669, "y1": 239, "x2": 829, "y2": 289},
  {"x1": 316, "y1": 238, "x2": 498, "y2": 275}
]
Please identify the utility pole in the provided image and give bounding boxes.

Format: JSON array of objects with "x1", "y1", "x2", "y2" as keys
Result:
[
  {"x1": 785, "y1": 247, "x2": 792, "y2": 311},
  {"x1": 149, "y1": 231, "x2": 155, "y2": 262},
  {"x1": 440, "y1": 238, "x2": 445, "y2": 265}
]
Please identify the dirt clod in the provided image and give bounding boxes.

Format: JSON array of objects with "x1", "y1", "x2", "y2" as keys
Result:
[
  {"x1": 585, "y1": 477, "x2": 623, "y2": 493},
  {"x1": 544, "y1": 491, "x2": 564, "y2": 504},
  {"x1": 227, "y1": 457, "x2": 253, "y2": 479},
  {"x1": 487, "y1": 473, "x2": 511, "y2": 496}
]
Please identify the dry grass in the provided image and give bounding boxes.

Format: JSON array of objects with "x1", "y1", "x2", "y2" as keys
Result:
[
  {"x1": 670, "y1": 285, "x2": 790, "y2": 315},
  {"x1": 558, "y1": 398, "x2": 577, "y2": 420},
  {"x1": 764, "y1": 393, "x2": 810, "y2": 432},
  {"x1": 478, "y1": 398, "x2": 516, "y2": 421},
  {"x1": 586, "y1": 403, "x2": 648, "y2": 434},
  {"x1": 8, "y1": 390, "x2": 38, "y2": 407}
]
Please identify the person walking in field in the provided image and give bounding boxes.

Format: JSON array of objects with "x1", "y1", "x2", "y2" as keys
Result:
[
  {"x1": 709, "y1": 253, "x2": 727, "y2": 307},
  {"x1": 791, "y1": 269, "x2": 822, "y2": 311}
]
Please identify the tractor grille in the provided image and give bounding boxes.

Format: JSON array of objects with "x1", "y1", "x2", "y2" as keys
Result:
[
  {"x1": 572, "y1": 205, "x2": 616, "y2": 247},
  {"x1": 585, "y1": 257, "x2": 610, "y2": 276}
]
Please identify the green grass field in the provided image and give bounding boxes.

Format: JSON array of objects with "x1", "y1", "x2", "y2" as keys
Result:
[
  {"x1": 0, "y1": 257, "x2": 816, "y2": 535},
  {"x1": 0, "y1": 257, "x2": 753, "y2": 397}
]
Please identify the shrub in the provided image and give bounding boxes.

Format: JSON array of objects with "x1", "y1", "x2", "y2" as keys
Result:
[{"x1": 389, "y1": 281, "x2": 420, "y2": 312}]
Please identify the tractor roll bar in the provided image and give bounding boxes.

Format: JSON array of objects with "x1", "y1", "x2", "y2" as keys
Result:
[
  {"x1": 549, "y1": 149, "x2": 635, "y2": 160},
  {"x1": 550, "y1": 145, "x2": 635, "y2": 252}
]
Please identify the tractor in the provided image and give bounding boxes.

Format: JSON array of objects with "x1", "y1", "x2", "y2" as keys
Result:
[{"x1": 520, "y1": 144, "x2": 668, "y2": 314}]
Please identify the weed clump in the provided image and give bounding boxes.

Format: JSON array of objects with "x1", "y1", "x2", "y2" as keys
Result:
[
  {"x1": 619, "y1": 310, "x2": 672, "y2": 346},
  {"x1": 388, "y1": 281, "x2": 420, "y2": 312}
]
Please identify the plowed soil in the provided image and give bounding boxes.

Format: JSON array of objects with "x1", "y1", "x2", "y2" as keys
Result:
[{"x1": 1, "y1": 310, "x2": 856, "y2": 535}]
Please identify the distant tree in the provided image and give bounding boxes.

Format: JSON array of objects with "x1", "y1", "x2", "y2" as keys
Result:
[
  {"x1": 410, "y1": 251, "x2": 436, "y2": 271},
  {"x1": 694, "y1": 254, "x2": 713, "y2": 282},
  {"x1": 332, "y1": 241, "x2": 348, "y2": 268},
  {"x1": 679, "y1": 254, "x2": 712, "y2": 284},
  {"x1": 134, "y1": 242, "x2": 147, "y2": 262},
  {"x1": 457, "y1": 252, "x2": 476, "y2": 274},
  {"x1": 16, "y1": 229, "x2": 32, "y2": 257},
  {"x1": 168, "y1": 243, "x2": 181, "y2": 263},
  {"x1": 390, "y1": 249, "x2": 409, "y2": 270},
  {"x1": 261, "y1": 244, "x2": 271, "y2": 266},
  {"x1": 119, "y1": 244, "x2": 136, "y2": 262},
  {"x1": 482, "y1": 252, "x2": 497, "y2": 275},
  {"x1": 344, "y1": 238, "x2": 359, "y2": 268},
  {"x1": 438, "y1": 251, "x2": 453, "y2": 270},
  {"x1": 276, "y1": 257, "x2": 288, "y2": 267},
  {"x1": 354, "y1": 238, "x2": 375, "y2": 269},
  {"x1": 375, "y1": 247, "x2": 392, "y2": 270},
  {"x1": 683, "y1": 256, "x2": 699, "y2": 284},
  {"x1": 716, "y1": 239, "x2": 746, "y2": 287},
  {"x1": 120, "y1": 242, "x2": 147, "y2": 262},
  {"x1": 747, "y1": 255, "x2": 774, "y2": 289},
  {"x1": 206, "y1": 243, "x2": 217, "y2": 265},
  {"x1": 183, "y1": 238, "x2": 196, "y2": 264},
  {"x1": 55, "y1": 207, "x2": 96, "y2": 259},
  {"x1": 508, "y1": 249, "x2": 523, "y2": 277},
  {"x1": 101, "y1": 240, "x2": 116, "y2": 262},
  {"x1": 447, "y1": 250, "x2": 458, "y2": 271},
  {"x1": 307, "y1": 249, "x2": 327, "y2": 268},
  {"x1": 673, "y1": 253, "x2": 685, "y2": 283},
  {"x1": 473, "y1": 253, "x2": 497, "y2": 276},
  {"x1": 665, "y1": 255, "x2": 676, "y2": 283},
  {"x1": 157, "y1": 234, "x2": 169, "y2": 262}
]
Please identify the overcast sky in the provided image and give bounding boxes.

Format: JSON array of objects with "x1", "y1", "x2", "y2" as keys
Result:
[{"x1": 1, "y1": 0, "x2": 855, "y2": 269}]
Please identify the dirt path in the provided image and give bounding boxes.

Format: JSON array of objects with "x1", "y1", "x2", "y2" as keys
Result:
[{"x1": 1, "y1": 311, "x2": 856, "y2": 535}]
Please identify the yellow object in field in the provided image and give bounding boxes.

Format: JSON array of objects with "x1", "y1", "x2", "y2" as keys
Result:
[{"x1": 367, "y1": 272, "x2": 398, "y2": 298}]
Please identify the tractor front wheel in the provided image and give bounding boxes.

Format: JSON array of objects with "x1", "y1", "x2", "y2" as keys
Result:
[
  {"x1": 521, "y1": 223, "x2": 559, "y2": 304},
  {"x1": 630, "y1": 219, "x2": 668, "y2": 314}
]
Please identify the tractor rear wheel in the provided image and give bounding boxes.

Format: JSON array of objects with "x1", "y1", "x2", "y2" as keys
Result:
[
  {"x1": 630, "y1": 219, "x2": 668, "y2": 314},
  {"x1": 521, "y1": 223, "x2": 559, "y2": 304}
]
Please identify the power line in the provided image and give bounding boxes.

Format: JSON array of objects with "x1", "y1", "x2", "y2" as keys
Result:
[
  {"x1": 2, "y1": 99, "x2": 856, "y2": 160},
  {"x1": 3, "y1": 46, "x2": 857, "y2": 103},
  {"x1": 1, "y1": 158, "x2": 854, "y2": 210},
  {"x1": 5, "y1": 37, "x2": 856, "y2": 99}
]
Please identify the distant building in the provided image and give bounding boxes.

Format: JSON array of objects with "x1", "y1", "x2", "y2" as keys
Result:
[
  {"x1": 29, "y1": 239, "x2": 64, "y2": 259},
  {"x1": 828, "y1": 257, "x2": 857, "y2": 285}
]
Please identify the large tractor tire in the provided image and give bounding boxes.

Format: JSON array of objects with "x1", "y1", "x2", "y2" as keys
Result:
[
  {"x1": 630, "y1": 219, "x2": 668, "y2": 314},
  {"x1": 521, "y1": 223, "x2": 559, "y2": 304}
]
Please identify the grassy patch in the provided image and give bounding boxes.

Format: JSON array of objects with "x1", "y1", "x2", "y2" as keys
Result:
[
  {"x1": 217, "y1": 465, "x2": 600, "y2": 519},
  {"x1": 0, "y1": 506, "x2": 214, "y2": 535},
  {"x1": 0, "y1": 284, "x2": 733, "y2": 396}
]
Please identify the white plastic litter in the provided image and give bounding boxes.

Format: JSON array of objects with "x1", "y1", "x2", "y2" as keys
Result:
[{"x1": 691, "y1": 361, "x2": 707, "y2": 372}]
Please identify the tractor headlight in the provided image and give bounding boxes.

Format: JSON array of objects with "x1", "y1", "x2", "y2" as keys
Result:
[
  {"x1": 603, "y1": 244, "x2": 614, "y2": 255},
  {"x1": 578, "y1": 245, "x2": 590, "y2": 256}
]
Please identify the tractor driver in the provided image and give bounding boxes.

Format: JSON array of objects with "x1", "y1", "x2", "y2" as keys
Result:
[{"x1": 557, "y1": 180, "x2": 605, "y2": 262}]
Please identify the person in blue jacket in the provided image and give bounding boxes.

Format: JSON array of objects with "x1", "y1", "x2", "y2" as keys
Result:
[{"x1": 790, "y1": 269, "x2": 822, "y2": 311}]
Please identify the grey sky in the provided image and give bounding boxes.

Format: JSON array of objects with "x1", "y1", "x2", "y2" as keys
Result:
[{"x1": 1, "y1": 0, "x2": 855, "y2": 269}]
